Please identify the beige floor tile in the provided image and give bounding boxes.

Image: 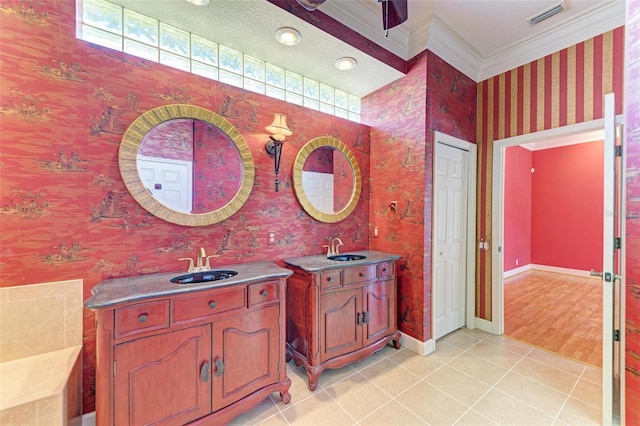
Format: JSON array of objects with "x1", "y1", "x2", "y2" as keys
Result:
[
  {"x1": 556, "y1": 397, "x2": 602, "y2": 425},
  {"x1": 281, "y1": 390, "x2": 355, "y2": 425},
  {"x1": 571, "y1": 377, "x2": 602, "y2": 408},
  {"x1": 429, "y1": 341, "x2": 466, "y2": 364},
  {"x1": 526, "y1": 348, "x2": 586, "y2": 377},
  {"x1": 495, "y1": 371, "x2": 569, "y2": 417},
  {"x1": 473, "y1": 389, "x2": 555, "y2": 425},
  {"x1": 324, "y1": 372, "x2": 392, "y2": 421},
  {"x1": 453, "y1": 409, "x2": 498, "y2": 425},
  {"x1": 388, "y1": 347, "x2": 445, "y2": 378},
  {"x1": 483, "y1": 334, "x2": 534, "y2": 356},
  {"x1": 512, "y1": 358, "x2": 580, "y2": 394},
  {"x1": 456, "y1": 327, "x2": 491, "y2": 341},
  {"x1": 255, "y1": 413, "x2": 289, "y2": 425},
  {"x1": 438, "y1": 331, "x2": 482, "y2": 350},
  {"x1": 582, "y1": 365, "x2": 603, "y2": 385},
  {"x1": 467, "y1": 341, "x2": 526, "y2": 369},
  {"x1": 395, "y1": 381, "x2": 470, "y2": 425},
  {"x1": 316, "y1": 363, "x2": 357, "y2": 390},
  {"x1": 424, "y1": 365, "x2": 491, "y2": 407},
  {"x1": 359, "y1": 358, "x2": 421, "y2": 397},
  {"x1": 447, "y1": 352, "x2": 509, "y2": 386},
  {"x1": 227, "y1": 396, "x2": 279, "y2": 426},
  {"x1": 359, "y1": 400, "x2": 428, "y2": 426},
  {"x1": 347, "y1": 347, "x2": 389, "y2": 371}
]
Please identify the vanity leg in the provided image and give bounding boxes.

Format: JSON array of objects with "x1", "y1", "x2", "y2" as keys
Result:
[
  {"x1": 391, "y1": 331, "x2": 402, "y2": 349},
  {"x1": 278, "y1": 377, "x2": 292, "y2": 404},
  {"x1": 306, "y1": 365, "x2": 321, "y2": 391}
]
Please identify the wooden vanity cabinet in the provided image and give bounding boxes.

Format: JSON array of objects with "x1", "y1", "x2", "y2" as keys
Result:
[
  {"x1": 286, "y1": 259, "x2": 401, "y2": 390},
  {"x1": 92, "y1": 277, "x2": 291, "y2": 426}
]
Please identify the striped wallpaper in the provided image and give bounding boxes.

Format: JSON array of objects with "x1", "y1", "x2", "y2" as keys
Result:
[{"x1": 475, "y1": 27, "x2": 625, "y2": 320}]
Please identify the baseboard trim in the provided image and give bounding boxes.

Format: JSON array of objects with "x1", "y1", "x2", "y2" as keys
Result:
[
  {"x1": 82, "y1": 411, "x2": 95, "y2": 426},
  {"x1": 399, "y1": 331, "x2": 434, "y2": 357},
  {"x1": 530, "y1": 264, "x2": 599, "y2": 278},
  {"x1": 504, "y1": 264, "x2": 532, "y2": 278},
  {"x1": 504, "y1": 263, "x2": 598, "y2": 279}
]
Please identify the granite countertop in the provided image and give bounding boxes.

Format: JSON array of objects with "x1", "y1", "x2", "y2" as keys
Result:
[
  {"x1": 84, "y1": 261, "x2": 292, "y2": 310},
  {"x1": 283, "y1": 250, "x2": 401, "y2": 272}
]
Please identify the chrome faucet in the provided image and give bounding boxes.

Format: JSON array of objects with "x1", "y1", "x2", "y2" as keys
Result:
[{"x1": 179, "y1": 247, "x2": 219, "y2": 272}]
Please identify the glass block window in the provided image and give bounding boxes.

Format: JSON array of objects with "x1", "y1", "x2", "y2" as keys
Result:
[{"x1": 78, "y1": 0, "x2": 361, "y2": 123}]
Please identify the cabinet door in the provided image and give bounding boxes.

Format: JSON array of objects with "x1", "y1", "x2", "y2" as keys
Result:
[
  {"x1": 114, "y1": 325, "x2": 212, "y2": 426},
  {"x1": 362, "y1": 280, "x2": 396, "y2": 347},
  {"x1": 212, "y1": 305, "x2": 280, "y2": 410},
  {"x1": 320, "y1": 289, "x2": 362, "y2": 362}
]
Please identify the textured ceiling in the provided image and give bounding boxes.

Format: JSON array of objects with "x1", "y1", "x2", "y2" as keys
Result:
[{"x1": 108, "y1": 0, "x2": 625, "y2": 97}]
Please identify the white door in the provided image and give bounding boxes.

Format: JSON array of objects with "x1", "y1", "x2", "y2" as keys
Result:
[
  {"x1": 137, "y1": 155, "x2": 193, "y2": 213},
  {"x1": 592, "y1": 93, "x2": 623, "y2": 424},
  {"x1": 302, "y1": 170, "x2": 334, "y2": 213},
  {"x1": 433, "y1": 142, "x2": 468, "y2": 339}
]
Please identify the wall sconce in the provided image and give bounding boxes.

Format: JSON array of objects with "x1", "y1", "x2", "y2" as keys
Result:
[{"x1": 265, "y1": 113, "x2": 292, "y2": 192}]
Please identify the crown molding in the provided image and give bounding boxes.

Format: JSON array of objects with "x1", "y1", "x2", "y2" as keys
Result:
[
  {"x1": 477, "y1": 0, "x2": 625, "y2": 82},
  {"x1": 425, "y1": 14, "x2": 484, "y2": 82}
]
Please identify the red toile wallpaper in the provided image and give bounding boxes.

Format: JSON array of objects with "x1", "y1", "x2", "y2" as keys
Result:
[
  {"x1": 363, "y1": 51, "x2": 476, "y2": 342},
  {"x1": 625, "y1": 0, "x2": 640, "y2": 422},
  {"x1": 0, "y1": 0, "x2": 371, "y2": 412}
]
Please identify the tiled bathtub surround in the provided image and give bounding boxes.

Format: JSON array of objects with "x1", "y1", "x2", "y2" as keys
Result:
[{"x1": 0, "y1": 280, "x2": 83, "y2": 425}]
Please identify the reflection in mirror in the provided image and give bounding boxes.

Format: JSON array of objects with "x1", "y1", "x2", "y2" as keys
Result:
[
  {"x1": 137, "y1": 118, "x2": 242, "y2": 214},
  {"x1": 301, "y1": 147, "x2": 354, "y2": 213},
  {"x1": 119, "y1": 104, "x2": 254, "y2": 227},
  {"x1": 293, "y1": 137, "x2": 361, "y2": 223}
]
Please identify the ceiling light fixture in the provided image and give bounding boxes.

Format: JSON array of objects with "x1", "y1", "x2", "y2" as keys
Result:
[
  {"x1": 335, "y1": 57, "x2": 357, "y2": 71},
  {"x1": 185, "y1": 0, "x2": 210, "y2": 5},
  {"x1": 275, "y1": 27, "x2": 302, "y2": 46},
  {"x1": 527, "y1": 1, "x2": 566, "y2": 25}
]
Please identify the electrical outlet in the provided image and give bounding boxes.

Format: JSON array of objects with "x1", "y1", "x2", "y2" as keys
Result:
[
  {"x1": 268, "y1": 232, "x2": 276, "y2": 245},
  {"x1": 516, "y1": 259, "x2": 519, "y2": 266}
]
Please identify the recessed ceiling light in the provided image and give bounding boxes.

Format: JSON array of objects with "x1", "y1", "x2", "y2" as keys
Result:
[
  {"x1": 335, "y1": 57, "x2": 357, "y2": 71},
  {"x1": 185, "y1": 0, "x2": 210, "y2": 5},
  {"x1": 275, "y1": 27, "x2": 302, "y2": 46}
]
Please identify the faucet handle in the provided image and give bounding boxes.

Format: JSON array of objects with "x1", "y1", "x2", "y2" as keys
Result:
[
  {"x1": 179, "y1": 258, "x2": 195, "y2": 273},
  {"x1": 205, "y1": 254, "x2": 219, "y2": 270}
]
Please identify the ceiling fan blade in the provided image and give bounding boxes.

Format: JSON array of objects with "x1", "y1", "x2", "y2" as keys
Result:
[
  {"x1": 296, "y1": 0, "x2": 327, "y2": 11},
  {"x1": 381, "y1": 0, "x2": 408, "y2": 30}
]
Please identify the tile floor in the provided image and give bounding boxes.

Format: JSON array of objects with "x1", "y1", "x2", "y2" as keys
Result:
[{"x1": 229, "y1": 328, "x2": 603, "y2": 426}]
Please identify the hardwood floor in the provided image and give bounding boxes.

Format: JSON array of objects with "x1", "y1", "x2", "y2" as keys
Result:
[{"x1": 504, "y1": 269, "x2": 602, "y2": 367}]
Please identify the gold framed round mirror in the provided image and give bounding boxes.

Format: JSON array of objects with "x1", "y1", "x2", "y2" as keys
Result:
[
  {"x1": 119, "y1": 104, "x2": 255, "y2": 226},
  {"x1": 293, "y1": 136, "x2": 361, "y2": 223}
]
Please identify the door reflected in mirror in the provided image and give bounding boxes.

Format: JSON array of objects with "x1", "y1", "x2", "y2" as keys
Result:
[
  {"x1": 137, "y1": 118, "x2": 243, "y2": 214},
  {"x1": 301, "y1": 147, "x2": 354, "y2": 214},
  {"x1": 293, "y1": 136, "x2": 361, "y2": 223},
  {"x1": 119, "y1": 104, "x2": 255, "y2": 227}
]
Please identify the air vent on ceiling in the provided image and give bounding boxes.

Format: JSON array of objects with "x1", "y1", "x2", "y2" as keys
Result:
[{"x1": 527, "y1": 1, "x2": 567, "y2": 26}]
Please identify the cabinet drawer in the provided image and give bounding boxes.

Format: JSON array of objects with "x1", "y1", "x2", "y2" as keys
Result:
[
  {"x1": 320, "y1": 270, "x2": 342, "y2": 290},
  {"x1": 248, "y1": 281, "x2": 279, "y2": 307},
  {"x1": 343, "y1": 264, "x2": 377, "y2": 285},
  {"x1": 378, "y1": 261, "x2": 395, "y2": 279},
  {"x1": 172, "y1": 286, "x2": 245, "y2": 324},
  {"x1": 115, "y1": 300, "x2": 169, "y2": 339}
]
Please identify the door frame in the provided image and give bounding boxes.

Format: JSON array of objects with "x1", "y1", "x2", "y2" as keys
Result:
[
  {"x1": 491, "y1": 116, "x2": 622, "y2": 335},
  {"x1": 431, "y1": 131, "x2": 477, "y2": 340}
]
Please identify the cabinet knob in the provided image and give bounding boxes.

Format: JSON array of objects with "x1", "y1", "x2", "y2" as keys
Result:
[
  {"x1": 260, "y1": 289, "x2": 269, "y2": 297},
  {"x1": 327, "y1": 277, "x2": 334, "y2": 283},
  {"x1": 359, "y1": 272, "x2": 366, "y2": 278},
  {"x1": 214, "y1": 357, "x2": 225, "y2": 377},
  {"x1": 382, "y1": 268, "x2": 388, "y2": 273},
  {"x1": 209, "y1": 301, "x2": 217, "y2": 309},
  {"x1": 137, "y1": 314, "x2": 148, "y2": 323},
  {"x1": 200, "y1": 361, "x2": 211, "y2": 383}
]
